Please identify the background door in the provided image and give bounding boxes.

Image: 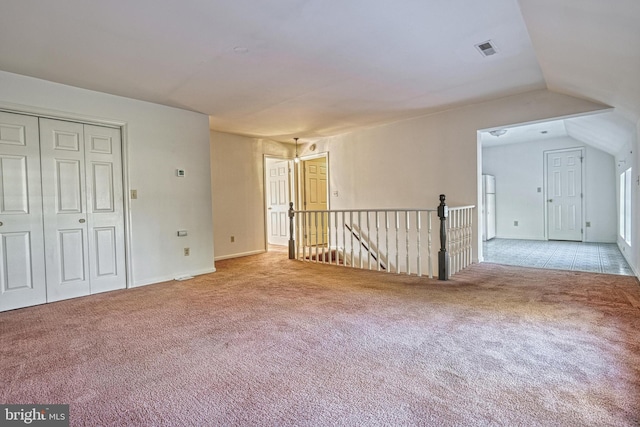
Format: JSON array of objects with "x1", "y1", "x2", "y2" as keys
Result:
[
  {"x1": 266, "y1": 159, "x2": 291, "y2": 246},
  {"x1": 546, "y1": 148, "x2": 583, "y2": 241},
  {"x1": 303, "y1": 157, "x2": 328, "y2": 245},
  {"x1": 0, "y1": 112, "x2": 47, "y2": 311}
]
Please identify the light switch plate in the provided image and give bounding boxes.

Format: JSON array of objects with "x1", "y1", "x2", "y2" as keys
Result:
[
  {"x1": 177, "y1": 169, "x2": 185, "y2": 177},
  {"x1": 131, "y1": 189, "x2": 138, "y2": 199}
]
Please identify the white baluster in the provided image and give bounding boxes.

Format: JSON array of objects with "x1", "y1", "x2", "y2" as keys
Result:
[
  {"x1": 350, "y1": 211, "x2": 354, "y2": 268},
  {"x1": 326, "y1": 211, "x2": 331, "y2": 264},
  {"x1": 428, "y1": 211, "x2": 433, "y2": 278},
  {"x1": 342, "y1": 211, "x2": 346, "y2": 267},
  {"x1": 467, "y1": 207, "x2": 473, "y2": 269},
  {"x1": 314, "y1": 211, "x2": 319, "y2": 263},
  {"x1": 358, "y1": 211, "x2": 363, "y2": 269},
  {"x1": 321, "y1": 211, "x2": 326, "y2": 263},
  {"x1": 416, "y1": 210, "x2": 422, "y2": 277},
  {"x1": 304, "y1": 212, "x2": 309, "y2": 262},
  {"x1": 395, "y1": 211, "x2": 400, "y2": 274},
  {"x1": 335, "y1": 211, "x2": 339, "y2": 265},
  {"x1": 376, "y1": 212, "x2": 380, "y2": 271},
  {"x1": 405, "y1": 211, "x2": 410, "y2": 275},
  {"x1": 452, "y1": 209, "x2": 457, "y2": 273},
  {"x1": 367, "y1": 212, "x2": 371, "y2": 270},
  {"x1": 385, "y1": 212, "x2": 390, "y2": 273}
]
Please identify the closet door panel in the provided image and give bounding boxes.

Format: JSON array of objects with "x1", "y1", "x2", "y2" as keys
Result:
[
  {"x1": 0, "y1": 112, "x2": 46, "y2": 311},
  {"x1": 84, "y1": 124, "x2": 126, "y2": 294},
  {"x1": 40, "y1": 118, "x2": 90, "y2": 302}
]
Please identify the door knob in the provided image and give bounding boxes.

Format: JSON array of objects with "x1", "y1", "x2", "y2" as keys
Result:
[
  {"x1": 0, "y1": 221, "x2": 3, "y2": 226},
  {"x1": 547, "y1": 199, "x2": 553, "y2": 203},
  {"x1": 79, "y1": 219, "x2": 86, "y2": 223},
  {"x1": 268, "y1": 207, "x2": 273, "y2": 210}
]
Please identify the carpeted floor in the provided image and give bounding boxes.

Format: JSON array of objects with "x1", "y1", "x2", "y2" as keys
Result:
[{"x1": 1, "y1": 252, "x2": 640, "y2": 426}]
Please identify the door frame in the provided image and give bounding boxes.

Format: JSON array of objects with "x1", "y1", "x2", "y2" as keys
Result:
[
  {"x1": 263, "y1": 155, "x2": 294, "y2": 250},
  {"x1": 543, "y1": 146, "x2": 586, "y2": 241},
  {"x1": 299, "y1": 153, "x2": 330, "y2": 248},
  {"x1": 0, "y1": 101, "x2": 133, "y2": 289}
]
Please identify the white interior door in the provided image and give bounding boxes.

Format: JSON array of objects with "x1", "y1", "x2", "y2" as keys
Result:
[
  {"x1": 40, "y1": 118, "x2": 91, "y2": 302},
  {"x1": 546, "y1": 148, "x2": 584, "y2": 241},
  {"x1": 84, "y1": 124, "x2": 126, "y2": 294},
  {"x1": 0, "y1": 112, "x2": 47, "y2": 311},
  {"x1": 267, "y1": 159, "x2": 291, "y2": 246}
]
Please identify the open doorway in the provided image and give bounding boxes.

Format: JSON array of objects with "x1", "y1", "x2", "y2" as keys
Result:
[
  {"x1": 264, "y1": 156, "x2": 293, "y2": 251},
  {"x1": 478, "y1": 113, "x2": 630, "y2": 275},
  {"x1": 264, "y1": 152, "x2": 330, "y2": 253}
]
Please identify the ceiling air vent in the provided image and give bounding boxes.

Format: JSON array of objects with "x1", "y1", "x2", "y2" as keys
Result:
[{"x1": 475, "y1": 40, "x2": 498, "y2": 57}]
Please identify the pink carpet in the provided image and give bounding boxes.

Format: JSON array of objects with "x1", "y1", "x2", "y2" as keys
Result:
[{"x1": 1, "y1": 251, "x2": 639, "y2": 426}]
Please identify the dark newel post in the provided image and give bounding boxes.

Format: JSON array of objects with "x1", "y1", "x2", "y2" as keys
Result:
[
  {"x1": 438, "y1": 194, "x2": 449, "y2": 280},
  {"x1": 288, "y1": 202, "x2": 296, "y2": 259}
]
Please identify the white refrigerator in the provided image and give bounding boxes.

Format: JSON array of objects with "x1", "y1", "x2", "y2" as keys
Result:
[{"x1": 482, "y1": 174, "x2": 496, "y2": 241}]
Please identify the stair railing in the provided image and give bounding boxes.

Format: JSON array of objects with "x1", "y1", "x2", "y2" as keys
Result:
[{"x1": 289, "y1": 195, "x2": 475, "y2": 280}]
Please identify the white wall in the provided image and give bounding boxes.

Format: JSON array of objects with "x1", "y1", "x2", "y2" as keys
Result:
[
  {"x1": 0, "y1": 70, "x2": 214, "y2": 286},
  {"x1": 210, "y1": 130, "x2": 292, "y2": 260},
  {"x1": 482, "y1": 137, "x2": 616, "y2": 242},
  {"x1": 615, "y1": 122, "x2": 640, "y2": 275},
  {"x1": 303, "y1": 89, "x2": 611, "y2": 262},
  {"x1": 636, "y1": 121, "x2": 640, "y2": 274}
]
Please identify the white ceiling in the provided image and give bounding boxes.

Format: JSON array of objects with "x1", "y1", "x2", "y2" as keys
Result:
[
  {"x1": 481, "y1": 120, "x2": 570, "y2": 148},
  {"x1": 480, "y1": 111, "x2": 634, "y2": 155},
  {"x1": 0, "y1": 0, "x2": 639, "y2": 145}
]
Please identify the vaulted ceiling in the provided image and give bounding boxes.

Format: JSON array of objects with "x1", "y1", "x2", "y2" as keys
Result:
[{"x1": 0, "y1": 0, "x2": 638, "y2": 149}]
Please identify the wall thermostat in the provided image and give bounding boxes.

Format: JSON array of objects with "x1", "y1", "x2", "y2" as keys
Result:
[{"x1": 176, "y1": 169, "x2": 185, "y2": 177}]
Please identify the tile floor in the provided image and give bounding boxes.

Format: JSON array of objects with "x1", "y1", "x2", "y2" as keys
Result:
[{"x1": 483, "y1": 238, "x2": 635, "y2": 276}]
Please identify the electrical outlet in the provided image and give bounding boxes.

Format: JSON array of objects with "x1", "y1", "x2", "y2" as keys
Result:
[
  {"x1": 184, "y1": 248, "x2": 190, "y2": 256},
  {"x1": 514, "y1": 220, "x2": 519, "y2": 226},
  {"x1": 230, "y1": 236, "x2": 235, "y2": 243}
]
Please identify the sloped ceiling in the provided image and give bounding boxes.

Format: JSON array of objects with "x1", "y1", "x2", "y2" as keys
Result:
[
  {"x1": 519, "y1": 0, "x2": 640, "y2": 124},
  {"x1": 480, "y1": 112, "x2": 633, "y2": 155},
  {"x1": 0, "y1": 0, "x2": 638, "y2": 145},
  {"x1": 481, "y1": 0, "x2": 640, "y2": 155}
]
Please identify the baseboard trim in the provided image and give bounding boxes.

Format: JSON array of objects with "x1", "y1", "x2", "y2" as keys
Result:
[
  {"x1": 214, "y1": 249, "x2": 265, "y2": 261},
  {"x1": 132, "y1": 267, "x2": 217, "y2": 288}
]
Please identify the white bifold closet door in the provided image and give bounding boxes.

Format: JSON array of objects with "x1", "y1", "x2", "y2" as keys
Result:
[
  {"x1": 40, "y1": 118, "x2": 126, "y2": 302},
  {"x1": 0, "y1": 112, "x2": 47, "y2": 311},
  {"x1": 0, "y1": 112, "x2": 126, "y2": 311}
]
